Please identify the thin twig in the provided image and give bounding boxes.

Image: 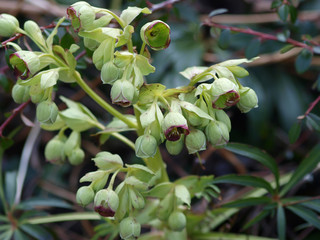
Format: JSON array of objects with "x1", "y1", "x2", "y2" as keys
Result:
[
  {"x1": 75, "y1": 50, "x2": 86, "y2": 61},
  {"x1": 203, "y1": 19, "x2": 316, "y2": 53},
  {"x1": 0, "y1": 99, "x2": 31, "y2": 137},
  {"x1": 146, "y1": 0, "x2": 182, "y2": 12},
  {"x1": 298, "y1": 95, "x2": 320, "y2": 119}
]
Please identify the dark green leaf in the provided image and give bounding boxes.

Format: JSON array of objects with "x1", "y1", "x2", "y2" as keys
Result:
[
  {"x1": 280, "y1": 144, "x2": 320, "y2": 196},
  {"x1": 218, "y1": 29, "x2": 231, "y2": 50},
  {"x1": 0, "y1": 229, "x2": 13, "y2": 240},
  {"x1": 245, "y1": 38, "x2": 260, "y2": 59},
  {"x1": 209, "y1": 9, "x2": 228, "y2": 17},
  {"x1": 17, "y1": 197, "x2": 72, "y2": 210},
  {"x1": 225, "y1": 143, "x2": 279, "y2": 185},
  {"x1": 289, "y1": 5, "x2": 298, "y2": 23},
  {"x1": 0, "y1": 74, "x2": 10, "y2": 93},
  {"x1": 13, "y1": 229, "x2": 30, "y2": 240},
  {"x1": 287, "y1": 205, "x2": 320, "y2": 230},
  {"x1": 5, "y1": 49, "x2": 14, "y2": 69},
  {"x1": 19, "y1": 224, "x2": 53, "y2": 240},
  {"x1": 278, "y1": 4, "x2": 289, "y2": 21},
  {"x1": 5, "y1": 171, "x2": 16, "y2": 206},
  {"x1": 277, "y1": 204, "x2": 286, "y2": 240},
  {"x1": 280, "y1": 44, "x2": 294, "y2": 53},
  {"x1": 271, "y1": 0, "x2": 282, "y2": 9},
  {"x1": 223, "y1": 197, "x2": 271, "y2": 208},
  {"x1": 289, "y1": 121, "x2": 301, "y2": 144},
  {"x1": 242, "y1": 209, "x2": 271, "y2": 230},
  {"x1": 295, "y1": 49, "x2": 313, "y2": 74},
  {"x1": 213, "y1": 174, "x2": 274, "y2": 194},
  {"x1": 60, "y1": 32, "x2": 76, "y2": 50},
  {"x1": 306, "y1": 113, "x2": 320, "y2": 132},
  {"x1": 300, "y1": 200, "x2": 320, "y2": 214}
]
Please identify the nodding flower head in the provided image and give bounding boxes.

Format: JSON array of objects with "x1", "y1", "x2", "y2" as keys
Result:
[
  {"x1": 162, "y1": 112, "x2": 189, "y2": 141},
  {"x1": 211, "y1": 78, "x2": 240, "y2": 109},
  {"x1": 9, "y1": 51, "x2": 40, "y2": 80},
  {"x1": 67, "y1": 1, "x2": 95, "y2": 31},
  {"x1": 94, "y1": 189, "x2": 119, "y2": 217}
]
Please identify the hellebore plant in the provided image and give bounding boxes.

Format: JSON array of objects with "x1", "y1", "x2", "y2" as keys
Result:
[{"x1": 0, "y1": 2, "x2": 258, "y2": 239}]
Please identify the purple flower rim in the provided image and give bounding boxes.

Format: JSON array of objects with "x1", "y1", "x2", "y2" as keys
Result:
[{"x1": 165, "y1": 124, "x2": 190, "y2": 141}]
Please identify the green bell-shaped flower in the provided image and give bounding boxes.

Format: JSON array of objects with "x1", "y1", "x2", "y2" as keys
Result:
[
  {"x1": 205, "y1": 120, "x2": 229, "y2": 146},
  {"x1": 44, "y1": 138, "x2": 66, "y2": 164},
  {"x1": 76, "y1": 186, "x2": 94, "y2": 207},
  {"x1": 11, "y1": 83, "x2": 30, "y2": 104},
  {"x1": 94, "y1": 189, "x2": 119, "y2": 217},
  {"x1": 165, "y1": 135, "x2": 184, "y2": 155},
  {"x1": 168, "y1": 211, "x2": 186, "y2": 232},
  {"x1": 0, "y1": 14, "x2": 19, "y2": 37},
  {"x1": 9, "y1": 51, "x2": 40, "y2": 80},
  {"x1": 211, "y1": 78, "x2": 240, "y2": 109},
  {"x1": 36, "y1": 100, "x2": 59, "y2": 124},
  {"x1": 237, "y1": 87, "x2": 258, "y2": 113},
  {"x1": 135, "y1": 134, "x2": 158, "y2": 158},
  {"x1": 67, "y1": 1, "x2": 95, "y2": 31},
  {"x1": 162, "y1": 112, "x2": 190, "y2": 141},
  {"x1": 110, "y1": 79, "x2": 136, "y2": 107},
  {"x1": 185, "y1": 129, "x2": 206, "y2": 154},
  {"x1": 119, "y1": 217, "x2": 141, "y2": 240},
  {"x1": 140, "y1": 20, "x2": 171, "y2": 50},
  {"x1": 68, "y1": 148, "x2": 85, "y2": 165}
]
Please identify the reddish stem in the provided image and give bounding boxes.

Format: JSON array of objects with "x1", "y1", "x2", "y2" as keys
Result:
[
  {"x1": 0, "y1": 99, "x2": 31, "y2": 137},
  {"x1": 203, "y1": 19, "x2": 315, "y2": 53},
  {"x1": 75, "y1": 50, "x2": 87, "y2": 61},
  {"x1": 1, "y1": 33, "x2": 23, "y2": 47},
  {"x1": 304, "y1": 95, "x2": 320, "y2": 117},
  {"x1": 147, "y1": 0, "x2": 182, "y2": 12}
]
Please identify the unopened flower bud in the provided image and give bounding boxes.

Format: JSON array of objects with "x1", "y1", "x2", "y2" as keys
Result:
[
  {"x1": 44, "y1": 138, "x2": 65, "y2": 164},
  {"x1": 185, "y1": 129, "x2": 206, "y2": 154},
  {"x1": 162, "y1": 112, "x2": 189, "y2": 141},
  {"x1": 237, "y1": 87, "x2": 258, "y2": 113},
  {"x1": 140, "y1": 20, "x2": 171, "y2": 51},
  {"x1": 68, "y1": 148, "x2": 85, "y2": 165},
  {"x1": 9, "y1": 51, "x2": 40, "y2": 80},
  {"x1": 101, "y1": 62, "x2": 121, "y2": 84},
  {"x1": 76, "y1": 186, "x2": 94, "y2": 207},
  {"x1": 94, "y1": 189, "x2": 119, "y2": 217},
  {"x1": 0, "y1": 14, "x2": 19, "y2": 37},
  {"x1": 135, "y1": 134, "x2": 157, "y2": 158},
  {"x1": 119, "y1": 217, "x2": 141, "y2": 239},
  {"x1": 11, "y1": 83, "x2": 30, "y2": 104},
  {"x1": 168, "y1": 211, "x2": 186, "y2": 232},
  {"x1": 129, "y1": 187, "x2": 145, "y2": 209},
  {"x1": 165, "y1": 135, "x2": 184, "y2": 155},
  {"x1": 110, "y1": 79, "x2": 135, "y2": 107},
  {"x1": 93, "y1": 151, "x2": 123, "y2": 171},
  {"x1": 67, "y1": 1, "x2": 95, "y2": 31},
  {"x1": 29, "y1": 84, "x2": 45, "y2": 103},
  {"x1": 157, "y1": 193, "x2": 174, "y2": 221},
  {"x1": 214, "y1": 110, "x2": 231, "y2": 132},
  {"x1": 64, "y1": 131, "x2": 81, "y2": 156},
  {"x1": 36, "y1": 101, "x2": 59, "y2": 124},
  {"x1": 24, "y1": 21, "x2": 46, "y2": 47},
  {"x1": 205, "y1": 121, "x2": 229, "y2": 146},
  {"x1": 211, "y1": 78, "x2": 240, "y2": 109}
]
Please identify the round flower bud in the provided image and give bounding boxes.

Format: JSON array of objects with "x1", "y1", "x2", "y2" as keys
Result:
[
  {"x1": 0, "y1": 14, "x2": 19, "y2": 37},
  {"x1": 68, "y1": 148, "x2": 85, "y2": 165},
  {"x1": 162, "y1": 112, "x2": 189, "y2": 141},
  {"x1": 140, "y1": 20, "x2": 171, "y2": 51},
  {"x1": 129, "y1": 187, "x2": 145, "y2": 209},
  {"x1": 44, "y1": 138, "x2": 65, "y2": 164},
  {"x1": 211, "y1": 78, "x2": 240, "y2": 109},
  {"x1": 36, "y1": 101, "x2": 59, "y2": 124},
  {"x1": 110, "y1": 79, "x2": 135, "y2": 107},
  {"x1": 205, "y1": 121, "x2": 229, "y2": 147},
  {"x1": 185, "y1": 129, "x2": 206, "y2": 154},
  {"x1": 64, "y1": 131, "x2": 81, "y2": 157},
  {"x1": 119, "y1": 217, "x2": 141, "y2": 239},
  {"x1": 94, "y1": 189, "x2": 119, "y2": 217},
  {"x1": 215, "y1": 110, "x2": 231, "y2": 132},
  {"x1": 29, "y1": 84, "x2": 46, "y2": 103},
  {"x1": 237, "y1": 87, "x2": 258, "y2": 113},
  {"x1": 101, "y1": 62, "x2": 121, "y2": 84},
  {"x1": 76, "y1": 186, "x2": 94, "y2": 207},
  {"x1": 168, "y1": 211, "x2": 186, "y2": 232},
  {"x1": 165, "y1": 135, "x2": 184, "y2": 155},
  {"x1": 11, "y1": 84, "x2": 30, "y2": 104},
  {"x1": 135, "y1": 134, "x2": 157, "y2": 158}
]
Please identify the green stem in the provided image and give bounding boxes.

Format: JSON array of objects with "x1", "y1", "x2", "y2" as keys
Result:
[
  {"x1": 146, "y1": 149, "x2": 169, "y2": 182},
  {"x1": 140, "y1": 42, "x2": 146, "y2": 55},
  {"x1": 73, "y1": 71, "x2": 137, "y2": 129},
  {"x1": 94, "y1": 8, "x2": 125, "y2": 28},
  {"x1": 127, "y1": 39, "x2": 134, "y2": 53},
  {"x1": 111, "y1": 132, "x2": 135, "y2": 150}
]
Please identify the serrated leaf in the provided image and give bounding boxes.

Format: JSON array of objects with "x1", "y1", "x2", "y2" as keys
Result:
[
  {"x1": 287, "y1": 205, "x2": 320, "y2": 230},
  {"x1": 209, "y1": 8, "x2": 228, "y2": 17},
  {"x1": 225, "y1": 143, "x2": 279, "y2": 185},
  {"x1": 213, "y1": 174, "x2": 274, "y2": 194},
  {"x1": 242, "y1": 209, "x2": 271, "y2": 230},
  {"x1": 126, "y1": 164, "x2": 155, "y2": 183},
  {"x1": 135, "y1": 54, "x2": 155, "y2": 76},
  {"x1": 280, "y1": 44, "x2": 294, "y2": 53},
  {"x1": 79, "y1": 28, "x2": 122, "y2": 43},
  {"x1": 175, "y1": 175, "x2": 214, "y2": 198},
  {"x1": 223, "y1": 197, "x2": 271, "y2": 208},
  {"x1": 278, "y1": 4, "x2": 289, "y2": 21},
  {"x1": 289, "y1": 121, "x2": 301, "y2": 144},
  {"x1": 59, "y1": 109, "x2": 96, "y2": 132},
  {"x1": 120, "y1": 7, "x2": 151, "y2": 26},
  {"x1": 295, "y1": 49, "x2": 313, "y2": 74},
  {"x1": 277, "y1": 204, "x2": 286, "y2": 240},
  {"x1": 218, "y1": 29, "x2": 230, "y2": 50},
  {"x1": 245, "y1": 38, "x2": 260, "y2": 59},
  {"x1": 280, "y1": 144, "x2": 320, "y2": 196}
]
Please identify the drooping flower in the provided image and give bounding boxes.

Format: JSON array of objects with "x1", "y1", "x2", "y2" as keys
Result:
[
  {"x1": 162, "y1": 112, "x2": 190, "y2": 141},
  {"x1": 94, "y1": 189, "x2": 119, "y2": 217},
  {"x1": 140, "y1": 20, "x2": 171, "y2": 50},
  {"x1": 211, "y1": 78, "x2": 240, "y2": 109}
]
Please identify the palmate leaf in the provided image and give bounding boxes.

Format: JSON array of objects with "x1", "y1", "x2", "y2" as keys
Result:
[
  {"x1": 212, "y1": 174, "x2": 274, "y2": 194},
  {"x1": 280, "y1": 144, "x2": 320, "y2": 196},
  {"x1": 225, "y1": 143, "x2": 279, "y2": 188},
  {"x1": 223, "y1": 196, "x2": 271, "y2": 208},
  {"x1": 287, "y1": 205, "x2": 320, "y2": 230}
]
